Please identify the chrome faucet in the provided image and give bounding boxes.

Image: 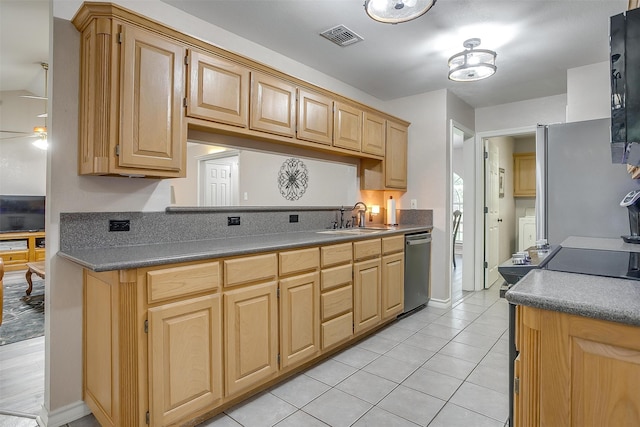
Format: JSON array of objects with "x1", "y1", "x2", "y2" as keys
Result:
[{"x1": 351, "y1": 202, "x2": 368, "y2": 227}]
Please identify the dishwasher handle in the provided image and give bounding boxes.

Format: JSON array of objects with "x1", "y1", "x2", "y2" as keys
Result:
[{"x1": 406, "y1": 234, "x2": 432, "y2": 246}]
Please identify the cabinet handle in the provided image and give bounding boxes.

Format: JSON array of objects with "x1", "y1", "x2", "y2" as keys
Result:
[{"x1": 514, "y1": 376, "x2": 520, "y2": 394}]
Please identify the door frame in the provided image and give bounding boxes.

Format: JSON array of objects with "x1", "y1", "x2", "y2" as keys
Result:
[
  {"x1": 473, "y1": 126, "x2": 536, "y2": 291},
  {"x1": 449, "y1": 120, "x2": 474, "y2": 296}
]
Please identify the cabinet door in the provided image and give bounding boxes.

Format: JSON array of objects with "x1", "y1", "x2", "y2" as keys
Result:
[
  {"x1": 513, "y1": 153, "x2": 536, "y2": 197},
  {"x1": 250, "y1": 72, "x2": 296, "y2": 137},
  {"x1": 297, "y1": 89, "x2": 333, "y2": 145},
  {"x1": 385, "y1": 121, "x2": 408, "y2": 189},
  {"x1": 187, "y1": 49, "x2": 249, "y2": 128},
  {"x1": 148, "y1": 294, "x2": 222, "y2": 426},
  {"x1": 333, "y1": 102, "x2": 362, "y2": 152},
  {"x1": 353, "y1": 258, "x2": 381, "y2": 334},
  {"x1": 279, "y1": 272, "x2": 320, "y2": 368},
  {"x1": 382, "y1": 252, "x2": 404, "y2": 319},
  {"x1": 362, "y1": 112, "x2": 385, "y2": 156},
  {"x1": 224, "y1": 281, "x2": 278, "y2": 396},
  {"x1": 119, "y1": 24, "x2": 185, "y2": 172}
]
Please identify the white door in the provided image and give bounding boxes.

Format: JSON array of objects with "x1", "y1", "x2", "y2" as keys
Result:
[
  {"x1": 485, "y1": 140, "x2": 500, "y2": 287},
  {"x1": 203, "y1": 161, "x2": 231, "y2": 206}
]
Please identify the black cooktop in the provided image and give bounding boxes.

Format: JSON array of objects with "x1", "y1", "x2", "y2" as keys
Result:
[{"x1": 544, "y1": 247, "x2": 640, "y2": 281}]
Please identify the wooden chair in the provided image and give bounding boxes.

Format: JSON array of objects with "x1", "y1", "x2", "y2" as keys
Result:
[{"x1": 452, "y1": 210, "x2": 462, "y2": 268}]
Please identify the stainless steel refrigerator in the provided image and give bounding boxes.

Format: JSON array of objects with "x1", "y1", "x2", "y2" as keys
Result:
[{"x1": 535, "y1": 118, "x2": 640, "y2": 245}]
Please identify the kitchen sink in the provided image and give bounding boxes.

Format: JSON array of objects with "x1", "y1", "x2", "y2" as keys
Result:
[{"x1": 317, "y1": 228, "x2": 384, "y2": 235}]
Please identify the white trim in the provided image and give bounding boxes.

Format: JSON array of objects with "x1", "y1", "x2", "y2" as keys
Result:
[
  {"x1": 37, "y1": 401, "x2": 91, "y2": 427},
  {"x1": 428, "y1": 298, "x2": 452, "y2": 310},
  {"x1": 474, "y1": 126, "x2": 537, "y2": 291},
  {"x1": 449, "y1": 120, "x2": 475, "y2": 294}
]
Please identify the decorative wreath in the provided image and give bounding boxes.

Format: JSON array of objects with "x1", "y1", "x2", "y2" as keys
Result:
[{"x1": 277, "y1": 158, "x2": 309, "y2": 201}]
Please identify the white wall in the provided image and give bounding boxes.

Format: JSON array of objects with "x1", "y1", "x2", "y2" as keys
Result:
[
  {"x1": 239, "y1": 151, "x2": 357, "y2": 206},
  {"x1": 384, "y1": 90, "x2": 449, "y2": 303},
  {"x1": 0, "y1": 91, "x2": 47, "y2": 195},
  {"x1": 566, "y1": 61, "x2": 610, "y2": 122},
  {"x1": 475, "y1": 94, "x2": 567, "y2": 132},
  {"x1": 382, "y1": 90, "x2": 474, "y2": 306}
]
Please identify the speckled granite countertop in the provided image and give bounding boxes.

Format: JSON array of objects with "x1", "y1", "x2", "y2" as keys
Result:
[
  {"x1": 505, "y1": 269, "x2": 640, "y2": 327},
  {"x1": 57, "y1": 225, "x2": 430, "y2": 272}
]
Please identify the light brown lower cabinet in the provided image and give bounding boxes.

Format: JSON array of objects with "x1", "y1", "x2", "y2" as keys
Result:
[
  {"x1": 353, "y1": 258, "x2": 382, "y2": 334},
  {"x1": 279, "y1": 272, "x2": 320, "y2": 369},
  {"x1": 223, "y1": 281, "x2": 279, "y2": 397},
  {"x1": 148, "y1": 295, "x2": 222, "y2": 426},
  {"x1": 514, "y1": 305, "x2": 640, "y2": 427},
  {"x1": 83, "y1": 236, "x2": 406, "y2": 426}
]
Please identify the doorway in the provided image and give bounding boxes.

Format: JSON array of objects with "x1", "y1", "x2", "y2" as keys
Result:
[
  {"x1": 198, "y1": 151, "x2": 239, "y2": 207},
  {"x1": 473, "y1": 127, "x2": 537, "y2": 290}
]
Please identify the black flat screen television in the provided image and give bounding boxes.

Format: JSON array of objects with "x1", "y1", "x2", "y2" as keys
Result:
[{"x1": 0, "y1": 195, "x2": 46, "y2": 233}]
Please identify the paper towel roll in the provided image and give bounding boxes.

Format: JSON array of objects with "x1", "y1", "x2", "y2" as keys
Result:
[{"x1": 386, "y1": 196, "x2": 396, "y2": 225}]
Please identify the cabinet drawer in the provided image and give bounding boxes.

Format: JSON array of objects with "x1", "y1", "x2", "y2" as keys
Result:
[
  {"x1": 146, "y1": 261, "x2": 221, "y2": 303},
  {"x1": 34, "y1": 249, "x2": 46, "y2": 261},
  {"x1": 224, "y1": 253, "x2": 277, "y2": 287},
  {"x1": 322, "y1": 312, "x2": 353, "y2": 349},
  {"x1": 279, "y1": 247, "x2": 319, "y2": 275},
  {"x1": 0, "y1": 250, "x2": 29, "y2": 264},
  {"x1": 321, "y1": 243, "x2": 352, "y2": 267},
  {"x1": 382, "y1": 235, "x2": 404, "y2": 255},
  {"x1": 353, "y1": 239, "x2": 381, "y2": 261},
  {"x1": 321, "y1": 264, "x2": 352, "y2": 291},
  {"x1": 321, "y1": 285, "x2": 353, "y2": 321}
]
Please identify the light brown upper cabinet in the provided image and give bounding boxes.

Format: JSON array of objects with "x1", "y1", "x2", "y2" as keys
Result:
[
  {"x1": 333, "y1": 102, "x2": 362, "y2": 152},
  {"x1": 513, "y1": 152, "x2": 536, "y2": 197},
  {"x1": 296, "y1": 88, "x2": 333, "y2": 145},
  {"x1": 186, "y1": 49, "x2": 249, "y2": 128},
  {"x1": 250, "y1": 72, "x2": 296, "y2": 138},
  {"x1": 74, "y1": 12, "x2": 186, "y2": 178},
  {"x1": 362, "y1": 112, "x2": 386, "y2": 156},
  {"x1": 73, "y1": 3, "x2": 409, "y2": 181},
  {"x1": 385, "y1": 120, "x2": 408, "y2": 189}
]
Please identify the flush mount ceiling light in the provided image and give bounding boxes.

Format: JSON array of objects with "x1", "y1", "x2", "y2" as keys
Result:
[
  {"x1": 364, "y1": 0, "x2": 437, "y2": 24},
  {"x1": 448, "y1": 38, "x2": 497, "y2": 82}
]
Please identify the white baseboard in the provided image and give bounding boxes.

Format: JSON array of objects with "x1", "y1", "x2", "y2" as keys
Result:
[
  {"x1": 427, "y1": 298, "x2": 451, "y2": 309},
  {"x1": 37, "y1": 401, "x2": 91, "y2": 427}
]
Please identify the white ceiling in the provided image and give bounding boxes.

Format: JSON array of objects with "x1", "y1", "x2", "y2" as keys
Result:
[{"x1": 0, "y1": 0, "x2": 629, "y2": 109}]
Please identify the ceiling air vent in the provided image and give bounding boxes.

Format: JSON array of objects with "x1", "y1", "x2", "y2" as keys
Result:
[{"x1": 320, "y1": 25, "x2": 364, "y2": 47}]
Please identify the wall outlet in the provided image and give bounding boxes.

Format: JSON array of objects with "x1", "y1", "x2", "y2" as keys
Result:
[
  {"x1": 243, "y1": 192, "x2": 248, "y2": 201},
  {"x1": 109, "y1": 219, "x2": 130, "y2": 232},
  {"x1": 289, "y1": 214, "x2": 299, "y2": 223},
  {"x1": 228, "y1": 216, "x2": 241, "y2": 226},
  {"x1": 410, "y1": 199, "x2": 418, "y2": 209}
]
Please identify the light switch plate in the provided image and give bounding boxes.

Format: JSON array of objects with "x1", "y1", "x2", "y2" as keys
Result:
[{"x1": 410, "y1": 199, "x2": 417, "y2": 209}]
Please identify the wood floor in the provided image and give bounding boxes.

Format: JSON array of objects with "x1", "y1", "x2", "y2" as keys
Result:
[
  {"x1": 0, "y1": 335, "x2": 44, "y2": 417},
  {"x1": 0, "y1": 269, "x2": 44, "y2": 418}
]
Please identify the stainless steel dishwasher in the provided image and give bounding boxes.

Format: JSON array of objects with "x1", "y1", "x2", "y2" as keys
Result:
[{"x1": 403, "y1": 232, "x2": 432, "y2": 314}]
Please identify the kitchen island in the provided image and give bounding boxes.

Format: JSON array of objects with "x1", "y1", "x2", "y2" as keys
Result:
[
  {"x1": 59, "y1": 222, "x2": 430, "y2": 427},
  {"x1": 505, "y1": 238, "x2": 640, "y2": 427}
]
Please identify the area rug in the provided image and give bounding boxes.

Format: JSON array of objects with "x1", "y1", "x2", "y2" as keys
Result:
[{"x1": 0, "y1": 275, "x2": 44, "y2": 346}]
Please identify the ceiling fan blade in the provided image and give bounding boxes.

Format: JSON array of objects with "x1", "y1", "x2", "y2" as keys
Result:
[
  {"x1": 19, "y1": 95, "x2": 48, "y2": 100},
  {"x1": 0, "y1": 134, "x2": 38, "y2": 141},
  {"x1": 37, "y1": 113, "x2": 48, "y2": 118},
  {"x1": 0, "y1": 130, "x2": 32, "y2": 135}
]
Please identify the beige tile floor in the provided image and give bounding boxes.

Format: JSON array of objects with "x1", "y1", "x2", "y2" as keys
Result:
[{"x1": 0, "y1": 284, "x2": 509, "y2": 427}]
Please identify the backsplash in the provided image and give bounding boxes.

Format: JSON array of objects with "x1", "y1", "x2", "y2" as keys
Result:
[{"x1": 59, "y1": 207, "x2": 433, "y2": 251}]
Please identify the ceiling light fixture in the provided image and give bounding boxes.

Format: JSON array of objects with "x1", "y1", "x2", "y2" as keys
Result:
[
  {"x1": 448, "y1": 38, "x2": 497, "y2": 82},
  {"x1": 364, "y1": 0, "x2": 437, "y2": 24}
]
